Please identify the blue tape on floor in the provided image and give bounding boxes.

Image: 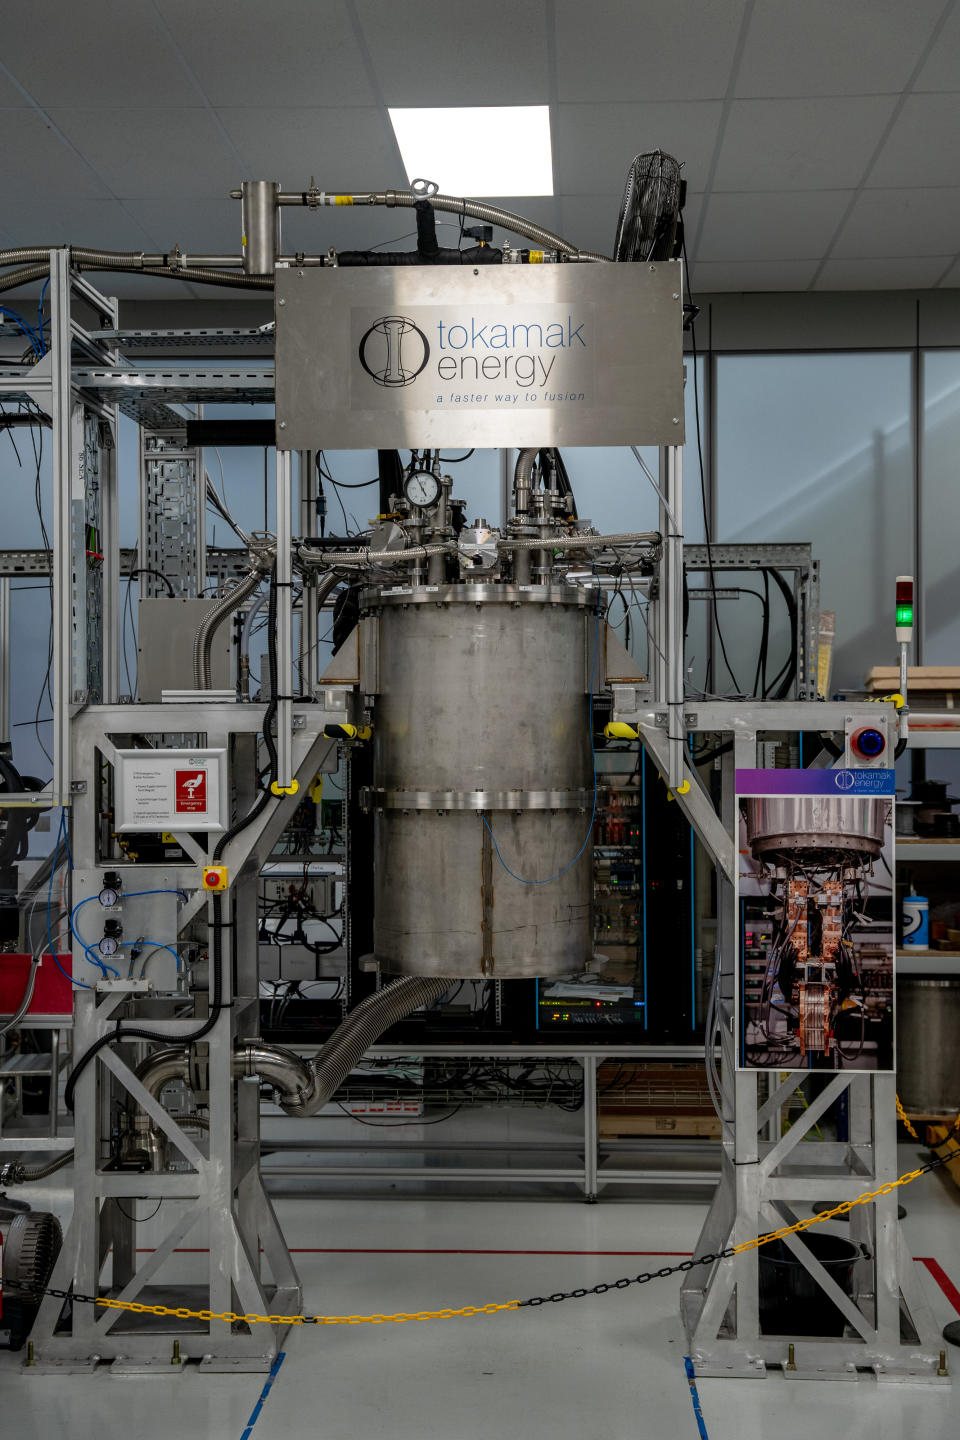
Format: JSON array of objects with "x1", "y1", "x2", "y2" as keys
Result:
[
  {"x1": 240, "y1": 1351, "x2": 286, "y2": 1440},
  {"x1": 683, "y1": 1356, "x2": 710, "y2": 1440}
]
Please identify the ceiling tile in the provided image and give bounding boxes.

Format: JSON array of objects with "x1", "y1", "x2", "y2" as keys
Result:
[
  {"x1": 867, "y1": 94, "x2": 960, "y2": 188},
  {"x1": 815, "y1": 256, "x2": 952, "y2": 289},
  {"x1": 556, "y1": 193, "x2": 702, "y2": 261},
  {"x1": 1, "y1": 199, "x2": 164, "y2": 252},
  {"x1": 714, "y1": 97, "x2": 898, "y2": 190},
  {"x1": 49, "y1": 108, "x2": 244, "y2": 199},
  {"x1": 736, "y1": 0, "x2": 944, "y2": 97},
  {"x1": 832, "y1": 188, "x2": 960, "y2": 258},
  {"x1": 554, "y1": 102, "x2": 721, "y2": 197},
  {"x1": 217, "y1": 108, "x2": 402, "y2": 193},
  {"x1": 0, "y1": 0, "x2": 200, "y2": 107},
  {"x1": 0, "y1": 111, "x2": 108, "y2": 200},
  {"x1": 935, "y1": 257, "x2": 960, "y2": 287},
  {"x1": 356, "y1": 0, "x2": 549, "y2": 104},
  {"x1": 155, "y1": 0, "x2": 377, "y2": 107},
  {"x1": 690, "y1": 259, "x2": 819, "y2": 291},
  {"x1": 915, "y1": 4, "x2": 960, "y2": 90},
  {"x1": 697, "y1": 190, "x2": 851, "y2": 262},
  {"x1": 120, "y1": 198, "x2": 242, "y2": 255},
  {"x1": 0, "y1": 71, "x2": 38, "y2": 107},
  {"x1": 553, "y1": 0, "x2": 746, "y2": 102}
]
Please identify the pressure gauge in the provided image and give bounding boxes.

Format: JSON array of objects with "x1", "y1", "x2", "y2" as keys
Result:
[
  {"x1": 98, "y1": 935, "x2": 120, "y2": 957},
  {"x1": 404, "y1": 470, "x2": 441, "y2": 509},
  {"x1": 99, "y1": 871, "x2": 122, "y2": 908}
]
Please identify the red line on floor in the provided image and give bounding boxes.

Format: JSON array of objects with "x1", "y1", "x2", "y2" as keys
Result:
[
  {"x1": 915, "y1": 1256, "x2": 960, "y2": 1315},
  {"x1": 135, "y1": 1247, "x2": 695, "y2": 1256}
]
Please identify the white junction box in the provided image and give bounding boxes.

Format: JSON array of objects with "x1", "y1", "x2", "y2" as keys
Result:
[{"x1": 114, "y1": 748, "x2": 228, "y2": 832}]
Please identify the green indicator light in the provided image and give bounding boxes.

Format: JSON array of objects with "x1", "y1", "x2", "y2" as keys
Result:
[{"x1": 896, "y1": 604, "x2": 914, "y2": 626}]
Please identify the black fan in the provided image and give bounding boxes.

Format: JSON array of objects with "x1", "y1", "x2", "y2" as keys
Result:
[{"x1": 613, "y1": 151, "x2": 684, "y2": 262}]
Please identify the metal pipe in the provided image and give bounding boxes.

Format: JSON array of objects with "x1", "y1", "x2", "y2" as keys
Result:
[
  {"x1": 241, "y1": 181, "x2": 281, "y2": 275},
  {"x1": 0, "y1": 1150, "x2": 73, "y2": 1185},
  {"x1": 275, "y1": 450, "x2": 294, "y2": 790},
  {"x1": 135, "y1": 978, "x2": 450, "y2": 1126},
  {"x1": 193, "y1": 566, "x2": 268, "y2": 689},
  {"x1": 276, "y1": 977, "x2": 450, "y2": 1118},
  {"x1": 260, "y1": 189, "x2": 610, "y2": 261},
  {"x1": 0, "y1": 577, "x2": 10, "y2": 750},
  {"x1": 513, "y1": 447, "x2": 537, "y2": 517}
]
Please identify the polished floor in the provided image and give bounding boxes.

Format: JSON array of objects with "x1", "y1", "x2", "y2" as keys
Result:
[{"x1": 2, "y1": 1137, "x2": 960, "y2": 1440}]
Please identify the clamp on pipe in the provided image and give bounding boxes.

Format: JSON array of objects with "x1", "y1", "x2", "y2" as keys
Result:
[
  {"x1": 269, "y1": 779, "x2": 300, "y2": 796},
  {"x1": 324, "y1": 723, "x2": 372, "y2": 742}
]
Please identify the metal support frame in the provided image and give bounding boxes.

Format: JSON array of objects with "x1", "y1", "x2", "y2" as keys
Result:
[
  {"x1": 27, "y1": 703, "x2": 340, "y2": 1371},
  {"x1": 603, "y1": 699, "x2": 945, "y2": 1383}
]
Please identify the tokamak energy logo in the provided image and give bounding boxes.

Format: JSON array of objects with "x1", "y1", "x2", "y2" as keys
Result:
[{"x1": 357, "y1": 312, "x2": 587, "y2": 392}]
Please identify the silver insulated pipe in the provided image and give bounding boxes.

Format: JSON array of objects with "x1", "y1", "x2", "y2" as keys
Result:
[{"x1": 137, "y1": 977, "x2": 450, "y2": 1126}]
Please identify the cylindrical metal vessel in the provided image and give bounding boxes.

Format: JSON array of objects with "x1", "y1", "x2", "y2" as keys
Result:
[
  {"x1": 744, "y1": 796, "x2": 886, "y2": 863},
  {"x1": 896, "y1": 978, "x2": 960, "y2": 1113},
  {"x1": 241, "y1": 180, "x2": 281, "y2": 274},
  {"x1": 364, "y1": 584, "x2": 596, "y2": 978}
]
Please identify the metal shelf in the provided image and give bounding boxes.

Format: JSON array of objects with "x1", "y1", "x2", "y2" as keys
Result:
[
  {"x1": 895, "y1": 840, "x2": 960, "y2": 861},
  {"x1": 897, "y1": 951, "x2": 960, "y2": 976}
]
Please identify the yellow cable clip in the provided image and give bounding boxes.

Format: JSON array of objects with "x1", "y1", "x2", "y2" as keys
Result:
[
  {"x1": 675, "y1": 780, "x2": 691, "y2": 795},
  {"x1": 884, "y1": 692, "x2": 906, "y2": 710},
  {"x1": 604, "y1": 722, "x2": 639, "y2": 740},
  {"x1": 270, "y1": 779, "x2": 300, "y2": 797},
  {"x1": 323, "y1": 723, "x2": 372, "y2": 742},
  {"x1": 308, "y1": 773, "x2": 324, "y2": 804}
]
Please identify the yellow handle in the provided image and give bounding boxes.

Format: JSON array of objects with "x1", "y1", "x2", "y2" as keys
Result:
[{"x1": 270, "y1": 779, "x2": 300, "y2": 797}]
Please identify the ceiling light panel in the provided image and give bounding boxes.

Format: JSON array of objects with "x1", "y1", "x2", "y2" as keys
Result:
[{"x1": 388, "y1": 106, "x2": 554, "y2": 196}]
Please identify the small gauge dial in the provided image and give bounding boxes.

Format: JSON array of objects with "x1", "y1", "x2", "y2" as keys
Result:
[
  {"x1": 98, "y1": 935, "x2": 120, "y2": 957},
  {"x1": 404, "y1": 470, "x2": 441, "y2": 509},
  {"x1": 99, "y1": 887, "x2": 119, "y2": 908}
]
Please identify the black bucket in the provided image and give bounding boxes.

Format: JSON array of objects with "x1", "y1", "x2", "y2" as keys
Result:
[{"x1": 758, "y1": 1231, "x2": 863, "y2": 1337}]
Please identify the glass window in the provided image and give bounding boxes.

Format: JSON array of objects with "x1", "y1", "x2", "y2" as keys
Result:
[
  {"x1": 921, "y1": 351, "x2": 960, "y2": 666},
  {"x1": 715, "y1": 353, "x2": 914, "y2": 693}
]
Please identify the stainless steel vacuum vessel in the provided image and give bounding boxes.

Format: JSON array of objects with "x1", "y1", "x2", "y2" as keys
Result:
[
  {"x1": 362, "y1": 583, "x2": 596, "y2": 978},
  {"x1": 744, "y1": 797, "x2": 887, "y2": 863}
]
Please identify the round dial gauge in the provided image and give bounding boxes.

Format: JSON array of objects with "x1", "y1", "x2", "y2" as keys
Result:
[
  {"x1": 99, "y1": 887, "x2": 119, "y2": 908},
  {"x1": 404, "y1": 470, "x2": 441, "y2": 509},
  {"x1": 98, "y1": 935, "x2": 120, "y2": 957}
]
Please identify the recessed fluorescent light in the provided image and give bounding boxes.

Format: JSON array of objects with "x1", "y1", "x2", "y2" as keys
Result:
[{"x1": 388, "y1": 106, "x2": 553, "y2": 197}]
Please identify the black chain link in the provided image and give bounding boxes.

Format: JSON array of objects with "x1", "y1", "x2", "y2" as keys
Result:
[
  {"x1": 519, "y1": 1146, "x2": 960, "y2": 1309},
  {"x1": 518, "y1": 1248, "x2": 736, "y2": 1307}
]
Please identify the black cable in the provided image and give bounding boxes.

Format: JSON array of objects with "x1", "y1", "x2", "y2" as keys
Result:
[
  {"x1": 682, "y1": 231, "x2": 741, "y2": 696},
  {"x1": 436, "y1": 450, "x2": 475, "y2": 463},
  {"x1": 335, "y1": 1102, "x2": 462, "y2": 1128},
  {"x1": 763, "y1": 567, "x2": 799, "y2": 699},
  {"x1": 128, "y1": 567, "x2": 176, "y2": 599},
  {"x1": 114, "y1": 1197, "x2": 163, "y2": 1223}
]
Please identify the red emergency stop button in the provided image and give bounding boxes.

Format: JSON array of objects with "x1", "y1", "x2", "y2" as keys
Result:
[{"x1": 202, "y1": 866, "x2": 229, "y2": 891}]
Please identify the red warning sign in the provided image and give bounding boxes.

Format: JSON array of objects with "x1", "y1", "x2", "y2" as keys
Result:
[{"x1": 175, "y1": 769, "x2": 207, "y2": 814}]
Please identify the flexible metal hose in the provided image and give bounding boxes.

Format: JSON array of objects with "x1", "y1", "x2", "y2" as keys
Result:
[
  {"x1": 300, "y1": 542, "x2": 455, "y2": 568},
  {"x1": 513, "y1": 447, "x2": 538, "y2": 516},
  {"x1": 0, "y1": 256, "x2": 271, "y2": 295},
  {"x1": 276, "y1": 976, "x2": 451, "y2": 1118},
  {"x1": 193, "y1": 568, "x2": 266, "y2": 688},
  {"x1": 0, "y1": 1150, "x2": 73, "y2": 1185},
  {"x1": 502, "y1": 530, "x2": 660, "y2": 551},
  {"x1": 136, "y1": 977, "x2": 450, "y2": 1125},
  {"x1": 334, "y1": 193, "x2": 610, "y2": 261}
]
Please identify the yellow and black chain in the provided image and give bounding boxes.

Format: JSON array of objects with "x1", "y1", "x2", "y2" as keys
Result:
[{"x1": 24, "y1": 1141, "x2": 960, "y2": 1328}]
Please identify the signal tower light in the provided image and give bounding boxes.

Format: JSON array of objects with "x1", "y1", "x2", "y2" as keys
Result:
[{"x1": 895, "y1": 575, "x2": 914, "y2": 644}]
